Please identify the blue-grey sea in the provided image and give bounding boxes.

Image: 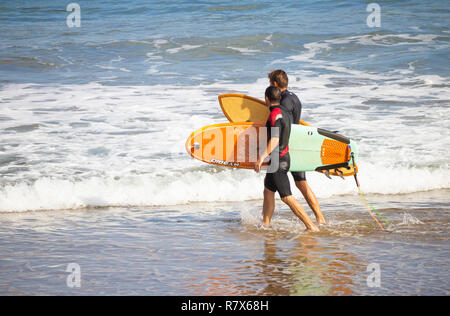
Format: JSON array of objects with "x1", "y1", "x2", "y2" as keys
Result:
[{"x1": 0, "y1": 0, "x2": 449, "y2": 295}]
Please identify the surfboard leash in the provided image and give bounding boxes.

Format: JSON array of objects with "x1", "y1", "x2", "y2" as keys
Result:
[{"x1": 351, "y1": 153, "x2": 390, "y2": 231}]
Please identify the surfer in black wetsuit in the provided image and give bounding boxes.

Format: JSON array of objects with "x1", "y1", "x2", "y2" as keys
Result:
[
  {"x1": 254, "y1": 86, "x2": 319, "y2": 232},
  {"x1": 268, "y1": 70, "x2": 326, "y2": 225}
]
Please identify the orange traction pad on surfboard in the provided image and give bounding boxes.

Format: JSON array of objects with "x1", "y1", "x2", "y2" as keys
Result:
[{"x1": 320, "y1": 139, "x2": 352, "y2": 165}]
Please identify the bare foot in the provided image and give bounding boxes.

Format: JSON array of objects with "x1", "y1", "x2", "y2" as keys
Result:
[{"x1": 306, "y1": 224, "x2": 320, "y2": 232}]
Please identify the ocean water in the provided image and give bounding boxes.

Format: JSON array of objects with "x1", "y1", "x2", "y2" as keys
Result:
[{"x1": 0, "y1": 0, "x2": 449, "y2": 295}]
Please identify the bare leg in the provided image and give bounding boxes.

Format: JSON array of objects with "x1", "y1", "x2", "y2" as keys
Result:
[
  {"x1": 281, "y1": 195, "x2": 320, "y2": 232},
  {"x1": 262, "y1": 188, "x2": 276, "y2": 226},
  {"x1": 296, "y1": 180, "x2": 326, "y2": 225}
]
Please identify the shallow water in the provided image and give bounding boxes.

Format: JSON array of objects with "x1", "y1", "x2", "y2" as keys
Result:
[{"x1": 1, "y1": 190, "x2": 448, "y2": 295}]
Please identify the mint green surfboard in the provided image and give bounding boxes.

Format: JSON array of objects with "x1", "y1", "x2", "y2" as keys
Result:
[{"x1": 289, "y1": 125, "x2": 358, "y2": 173}]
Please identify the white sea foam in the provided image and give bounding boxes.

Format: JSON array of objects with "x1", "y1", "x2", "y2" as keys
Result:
[
  {"x1": 153, "y1": 39, "x2": 168, "y2": 49},
  {"x1": 0, "y1": 170, "x2": 263, "y2": 212},
  {"x1": 0, "y1": 163, "x2": 448, "y2": 212},
  {"x1": 166, "y1": 45, "x2": 202, "y2": 54},
  {"x1": 227, "y1": 46, "x2": 261, "y2": 55},
  {"x1": 399, "y1": 213, "x2": 424, "y2": 226},
  {"x1": 263, "y1": 34, "x2": 273, "y2": 46},
  {"x1": 325, "y1": 33, "x2": 439, "y2": 47}
]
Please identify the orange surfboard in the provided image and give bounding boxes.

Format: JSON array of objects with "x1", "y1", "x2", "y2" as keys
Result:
[
  {"x1": 217, "y1": 94, "x2": 357, "y2": 176},
  {"x1": 186, "y1": 122, "x2": 269, "y2": 170},
  {"x1": 218, "y1": 93, "x2": 310, "y2": 126},
  {"x1": 185, "y1": 122, "x2": 358, "y2": 173}
]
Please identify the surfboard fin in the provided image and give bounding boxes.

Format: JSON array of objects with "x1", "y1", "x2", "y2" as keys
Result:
[
  {"x1": 324, "y1": 170, "x2": 332, "y2": 179},
  {"x1": 335, "y1": 168, "x2": 345, "y2": 179}
]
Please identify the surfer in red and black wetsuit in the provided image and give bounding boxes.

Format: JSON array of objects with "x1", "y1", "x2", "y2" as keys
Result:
[
  {"x1": 255, "y1": 86, "x2": 319, "y2": 232},
  {"x1": 268, "y1": 70, "x2": 326, "y2": 225}
]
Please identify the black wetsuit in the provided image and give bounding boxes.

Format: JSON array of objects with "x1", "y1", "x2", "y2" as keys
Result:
[
  {"x1": 280, "y1": 90, "x2": 306, "y2": 182},
  {"x1": 264, "y1": 105, "x2": 292, "y2": 198}
]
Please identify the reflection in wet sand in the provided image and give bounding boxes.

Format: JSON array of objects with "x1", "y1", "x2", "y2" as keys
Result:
[
  {"x1": 258, "y1": 234, "x2": 359, "y2": 295},
  {"x1": 189, "y1": 227, "x2": 362, "y2": 296}
]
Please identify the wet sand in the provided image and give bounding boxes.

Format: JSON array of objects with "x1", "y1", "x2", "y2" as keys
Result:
[{"x1": 0, "y1": 189, "x2": 449, "y2": 295}]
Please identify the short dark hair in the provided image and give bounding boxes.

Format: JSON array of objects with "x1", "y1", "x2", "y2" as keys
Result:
[
  {"x1": 265, "y1": 86, "x2": 281, "y2": 104},
  {"x1": 268, "y1": 69, "x2": 288, "y2": 88}
]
